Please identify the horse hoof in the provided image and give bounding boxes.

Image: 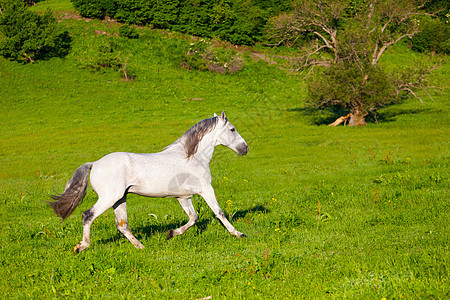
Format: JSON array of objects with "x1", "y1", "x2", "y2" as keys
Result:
[
  {"x1": 234, "y1": 231, "x2": 246, "y2": 238},
  {"x1": 73, "y1": 244, "x2": 80, "y2": 254},
  {"x1": 166, "y1": 229, "x2": 174, "y2": 240},
  {"x1": 134, "y1": 243, "x2": 145, "y2": 249}
]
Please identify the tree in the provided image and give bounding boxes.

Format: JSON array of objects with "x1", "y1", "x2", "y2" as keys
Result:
[
  {"x1": 267, "y1": 0, "x2": 438, "y2": 126},
  {"x1": 0, "y1": 0, "x2": 71, "y2": 63}
]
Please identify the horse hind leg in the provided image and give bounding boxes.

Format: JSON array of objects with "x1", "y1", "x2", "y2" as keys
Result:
[
  {"x1": 113, "y1": 196, "x2": 144, "y2": 249},
  {"x1": 74, "y1": 196, "x2": 120, "y2": 253},
  {"x1": 167, "y1": 197, "x2": 198, "y2": 240},
  {"x1": 73, "y1": 208, "x2": 94, "y2": 253}
]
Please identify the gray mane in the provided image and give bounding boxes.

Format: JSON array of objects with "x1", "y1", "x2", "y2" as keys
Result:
[{"x1": 168, "y1": 116, "x2": 219, "y2": 159}]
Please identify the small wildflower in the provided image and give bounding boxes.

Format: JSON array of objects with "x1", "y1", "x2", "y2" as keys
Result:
[
  {"x1": 275, "y1": 228, "x2": 280, "y2": 232},
  {"x1": 243, "y1": 179, "x2": 248, "y2": 183},
  {"x1": 226, "y1": 199, "x2": 232, "y2": 205},
  {"x1": 223, "y1": 176, "x2": 228, "y2": 180}
]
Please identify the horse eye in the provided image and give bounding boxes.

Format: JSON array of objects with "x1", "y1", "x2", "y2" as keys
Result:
[{"x1": 230, "y1": 128, "x2": 235, "y2": 132}]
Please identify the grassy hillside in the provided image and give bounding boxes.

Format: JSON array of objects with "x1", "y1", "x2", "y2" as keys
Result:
[{"x1": 1, "y1": 0, "x2": 449, "y2": 298}]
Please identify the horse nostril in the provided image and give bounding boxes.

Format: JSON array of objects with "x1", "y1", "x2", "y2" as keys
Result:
[{"x1": 239, "y1": 144, "x2": 249, "y2": 156}]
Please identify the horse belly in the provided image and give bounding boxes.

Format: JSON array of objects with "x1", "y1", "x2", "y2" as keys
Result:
[
  {"x1": 129, "y1": 172, "x2": 201, "y2": 198},
  {"x1": 127, "y1": 157, "x2": 202, "y2": 198}
]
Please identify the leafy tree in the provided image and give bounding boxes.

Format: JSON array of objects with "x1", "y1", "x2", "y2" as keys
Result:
[
  {"x1": 267, "y1": 0, "x2": 438, "y2": 126},
  {"x1": 0, "y1": 0, "x2": 71, "y2": 63}
]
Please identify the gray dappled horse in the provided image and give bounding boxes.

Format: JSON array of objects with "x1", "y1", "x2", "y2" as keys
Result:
[{"x1": 49, "y1": 112, "x2": 249, "y2": 253}]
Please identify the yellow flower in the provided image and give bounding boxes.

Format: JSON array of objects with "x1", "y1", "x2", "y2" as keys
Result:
[
  {"x1": 275, "y1": 228, "x2": 280, "y2": 232},
  {"x1": 226, "y1": 199, "x2": 232, "y2": 205},
  {"x1": 243, "y1": 179, "x2": 248, "y2": 183}
]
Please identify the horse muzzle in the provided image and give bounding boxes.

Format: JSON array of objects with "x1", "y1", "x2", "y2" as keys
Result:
[{"x1": 237, "y1": 143, "x2": 249, "y2": 156}]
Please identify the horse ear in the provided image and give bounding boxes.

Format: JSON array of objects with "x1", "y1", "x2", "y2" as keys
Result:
[{"x1": 221, "y1": 111, "x2": 226, "y2": 119}]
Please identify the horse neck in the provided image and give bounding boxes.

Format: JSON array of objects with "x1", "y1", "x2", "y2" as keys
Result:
[{"x1": 192, "y1": 131, "x2": 217, "y2": 163}]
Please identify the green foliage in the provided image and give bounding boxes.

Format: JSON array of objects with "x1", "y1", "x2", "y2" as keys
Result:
[
  {"x1": 69, "y1": 0, "x2": 286, "y2": 45},
  {"x1": 180, "y1": 39, "x2": 243, "y2": 74},
  {"x1": 71, "y1": 0, "x2": 106, "y2": 18},
  {"x1": 174, "y1": 0, "x2": 212, "y2": 37},
  {"x1": 119, "y1": 24, "x2": 139, "y2": 39},
  {"x1": 216, "y1": 1, "x2": 266, "y2": 45},
  {"x1": 77, "y1": 40, "x2": 120, "y2": 71},
  {"x1": 76, "y1": 39, "x2": 135, "y2": 80},
  {"x1": 0, "y1": 0, "x2": 71, "y2": 63},
  {"x1": 113, "y1": 0, "x2": 153, "y2": 24},
  {"x1": 151, "y1": 0, "x2": 181, "y2": 29},
  {"x1": 307, "y1": 62, "x2": 398, "y2": 113},
  {"x1": 411, "y1": 15, "x2": 450, "y2": 54}
]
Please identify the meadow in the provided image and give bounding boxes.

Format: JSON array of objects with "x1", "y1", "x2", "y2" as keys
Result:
[{"x1": 0, "y1": 1, "x2": 449, "y2": 298}]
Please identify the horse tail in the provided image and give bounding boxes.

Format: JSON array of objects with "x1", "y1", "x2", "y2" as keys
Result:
[{"x1": 49, "y1": 162, "x2": 93, "y2": 221}]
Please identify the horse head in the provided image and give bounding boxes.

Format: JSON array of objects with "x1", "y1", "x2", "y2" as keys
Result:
[{"x1": 215, "y1": 111, "x2": 249, "y2": 156}]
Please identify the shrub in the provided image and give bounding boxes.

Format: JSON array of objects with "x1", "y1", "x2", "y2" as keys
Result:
[
  {"x1": 77, "y1": 40, "x2": 136, "y2": 80},
  {"x1": 411, "y1": 15, "x2": 449, "y2": 54},
  {"x1": 119, "y1": 25, "x2": 139, "y2": 39},
  {"x1": 71, "y1": 0, "x2": 106, "y2": 19},
  {"x1": 0, "y1": 0, "x2": 71, "y2": 63},
  {"x1": 180, "y1": 39, "x2": 243, "y2": 74},
  {"x1": 113, "y1": 0, "x2": 153, "y2": 24}
]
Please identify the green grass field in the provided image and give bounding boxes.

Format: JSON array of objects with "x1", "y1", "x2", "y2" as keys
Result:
[{"x1": 1, "y1": 1, "x2": 449, "y2": 298}]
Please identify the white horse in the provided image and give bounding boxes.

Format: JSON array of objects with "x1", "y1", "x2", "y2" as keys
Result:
[{"x1": 49, "y1": 112, "x2": 249, "y2": 253}]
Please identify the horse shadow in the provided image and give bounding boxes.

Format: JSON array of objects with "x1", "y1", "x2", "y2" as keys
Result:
[
  {"x1": 99, "y1": 205, "x2": 269, "y2": 245},
  {"x1": 228, "y1": 205, "x2": 268, "y2": 221}
]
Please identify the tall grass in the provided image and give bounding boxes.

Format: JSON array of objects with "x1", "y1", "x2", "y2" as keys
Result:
[{"x1": 0, "y1": 1, "x2": 448, "y2": 298}]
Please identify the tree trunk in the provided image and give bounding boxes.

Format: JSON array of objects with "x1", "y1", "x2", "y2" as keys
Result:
[{"x1": 348, "y1": 108, "x2": 367, "y2": 126}]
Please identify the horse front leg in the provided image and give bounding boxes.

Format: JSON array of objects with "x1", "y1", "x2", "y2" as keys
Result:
[
  {"x1": 200, "y1": 186, "x2": 246, "y2": 238},
  {"x1": 167, "y1": 197, "x2": 198, "y2": 240}
]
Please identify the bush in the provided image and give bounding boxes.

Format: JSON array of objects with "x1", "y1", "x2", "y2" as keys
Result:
[
  {"x1": 119, "y1": 25, "x2": 139, "y2": 39},
  {"x1": 77, "y1": 40, "x2": 136, "y2": 80},
  {"x1": 113, "y1": 0, "x2": 152, "y2": 24},
  {"x1": 180, "y1": 39, "x2": 243, "y2": 74},
  {"x1": 411, "y1": 15, "x2": 449, "y2": 54},
  {"x1": 71, "y1": 0, "x2": 106, "y2": 18},
  {"x1": 0, "y1": 0, "x2": 71, "y2": 63}
]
